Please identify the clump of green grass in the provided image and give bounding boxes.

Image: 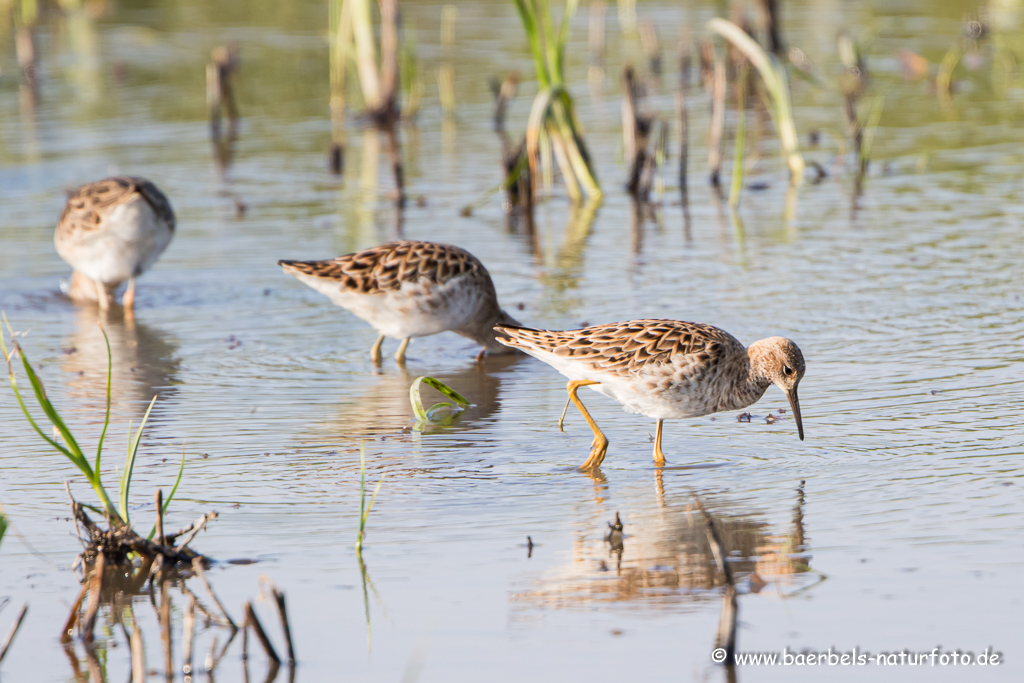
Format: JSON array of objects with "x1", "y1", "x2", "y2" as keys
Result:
[
  {"x1": 1, "y1": 315, "x2": 199, "y2": 567},
  {"x1": 3, "y1": 315, "x2": 128, "y2": 523},
  {"x1": 707, "y1": 18, "x2": 804, "y2": 184},
  {"x1": 409, "y1": 376, "x2": 471, "y2": 429},
  {"x1": 0, "y1": 507, "x2": 7, "y2": 550},
  {"x1": 513, "y1": 0, "x2": 602, "y2": 201}
]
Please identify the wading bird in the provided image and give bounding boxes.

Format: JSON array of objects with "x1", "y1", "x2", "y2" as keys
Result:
[
  {"x1": 496, "y1": 319, "x2": 805, "y2": 469},
  {"x1": 279, "y1": 240, "x2": 521, "y2": 363},
  {"x1": 55, "y1": 176, "x2": 175, "y2": 312}
]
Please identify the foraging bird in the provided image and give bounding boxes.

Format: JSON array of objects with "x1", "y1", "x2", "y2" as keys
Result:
[
  {"x1": 279, "y1": 240, "x2": 521, "y2": 363},
  {"x1": 55, "y1": 176, "x2": 175, "y2": 311},
  {"x1": 495, "y1": 319, "x2": 805, "y2": 469}
]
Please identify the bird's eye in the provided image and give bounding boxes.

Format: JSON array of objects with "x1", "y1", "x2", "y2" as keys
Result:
[{"x1": 783, "y1": 366, "x2": 793, "y2": 376}]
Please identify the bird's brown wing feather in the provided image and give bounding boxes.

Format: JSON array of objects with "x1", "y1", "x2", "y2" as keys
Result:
[
  {"x1": 56, "y1": 176, "x2": 175, "y2": 244},
  {"x1": 496, "y1": 319, "x2": 743, "y2": 375},
  {"x1": 278, "y1": 240, "x2": 491, "y2": 295}
]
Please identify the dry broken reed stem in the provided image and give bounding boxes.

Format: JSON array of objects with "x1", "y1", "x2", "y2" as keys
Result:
[
  {"x1": 717, "y1": 584, "x2": 739, "y2": 667},
  {"x1": 182, "y1": 594, "x2": 196, "y2": 676},
  {"x1": 271, "y1": 588, "x2": 296, "y2": 665},
  {"x1": 588, "y1": 1, "x2": 605, "y2": 73},
  {"x1": 241, "y1": 615, "x2": 249, "y2": 661},
  {"x1": 699, "y1": 37, "x2": 714, "y2": 92},
  {"x1": 677, "y1": 34, "x2": 690, "y2": 197},
  {"x1": 81, "y1": 552, "x2": 105, "y2": 644},
  {"x1": 243, "y1": 602, "x2": 281, "y2": 664},
  {"x1": 729, "y1": 64, "x2": 749, "y2": 208},
  {"x1": 170, "y1": 512, "x2": 218, "y2": 550},
  {"x1": 491, "y1": 73, "x2": 519, "y2": 131},
  {"x1": 438, "y1": 5, "x2": 457, "y2": 117},
  {"x1": 192, "y1": 557, "x2": 237, "y2": 630},
  {"x1": 154, "y1": 489, "x2": 165, "y2": 548},
  {"x1": 622, "y1": 66, "x2": 660, "y2": 201},
  {"x1": 207, "y1": 45, "x2": 240, "y2": 142},
  {"x1": 757, "y1": 0, "x2": 784, "y2": 55},
  {"x1": 0, "y1": 603, "x2": 28, "y2": 664},
  {"x1": 639, "y1": 20, "x2": 662, "y2": 80},
  {"x1": 708, "y1": 58, "x2": 727, "y2": 187},
  {"x1": 15, "y1": 27, "x2": 38, "y2": 95}
]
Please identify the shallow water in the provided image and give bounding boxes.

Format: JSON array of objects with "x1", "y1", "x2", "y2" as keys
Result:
[{"x1": 1, "y1": 0, "x2": 1023, "y2": 681}]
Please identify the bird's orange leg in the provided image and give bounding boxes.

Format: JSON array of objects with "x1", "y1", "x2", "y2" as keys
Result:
[
  {"x1": 122, "y1": 278, "x2": 136, "y2": 312},
  {"x1": 370, "y1": 335, "x2": 385, "y2": 365},
  {"x1": 395, "y1": 337, "x2": 410, "y2": 364},
  {"x1": 565, "y1": 380, "x2": 608, "y2": 470},
  {"x1": 653, "y1": 418, "x2": 667, "y2": 467},
  {"x1": 95, "y1": 279, "x2": 110, "y2": 310}
]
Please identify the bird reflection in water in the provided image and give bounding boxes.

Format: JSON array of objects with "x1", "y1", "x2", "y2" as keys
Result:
[
  {"x1": 312, "y1": 351, "x2": 525, "y2": 443},
  {"x1": 512, "y1": 474, "x2": 819, "y2": 609},
  {"x1": 60, "y1": 307, "x2": 180, "y2": 421}
]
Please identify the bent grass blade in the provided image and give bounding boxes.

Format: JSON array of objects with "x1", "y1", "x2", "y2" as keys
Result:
[
  {"x1": 409, "y1": 376, "x2": 471, "y2": 429},
  {"x1": 707, "y1": 18, "x2": 804, "y2": 184}
]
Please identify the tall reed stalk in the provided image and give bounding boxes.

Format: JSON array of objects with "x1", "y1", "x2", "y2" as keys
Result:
[
  {"x1": 513, "y1": 0, "x2": 601, "y2": 201},
  {"x1": 708, "y1": 18, "x2": 803, "y2": 184}
]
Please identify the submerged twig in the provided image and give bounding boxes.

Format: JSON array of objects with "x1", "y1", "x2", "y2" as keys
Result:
[
  {"x1": 159, "y1": 580, "x2": 173, "y2": 678},
  {"x1": 0, "y1": 603, "x2": 28, "y2": 664},
  {"x1": 81, "y1": 553, "x2": 106, "y2": 644},
  {"x1": 694, "y1": 496, "x2": 737, "y2": 665},
  {"x1": 182, "y1": 593, "x2": 196, "y2": 676},
  {"x1": 193, "y1": 557, "x2": 237, "y2": 630}
]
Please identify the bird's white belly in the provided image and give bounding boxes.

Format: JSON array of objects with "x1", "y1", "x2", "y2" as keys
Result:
[
  {"x1": 300, "y1": 274, "x2": 485, "y2": 339},
  {"x1": 61, "y1": 198, "x2": 173, "y2": 284},
  {"x1": 525, "y1": 349, "x2": 719, "y2": 420}
]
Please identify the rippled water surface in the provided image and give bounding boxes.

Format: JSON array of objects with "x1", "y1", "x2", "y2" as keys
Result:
[{"x1": 1, "y1": 0, "x2": 1023, "y2": 681}]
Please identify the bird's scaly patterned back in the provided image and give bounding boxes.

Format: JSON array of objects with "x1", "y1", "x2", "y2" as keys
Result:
[
  {"x1": 497, "y1": 319, "x2": 745, "y2": 376},
  {"x1": 56, "y1": 176, "x2": 176, "y2": 243},
  {"x1": 278, "y1": 241, "x2": 494, "y2": 295}
]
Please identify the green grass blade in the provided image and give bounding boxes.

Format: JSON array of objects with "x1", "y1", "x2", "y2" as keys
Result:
[
  {"x1": 2, "y1": 318, "x2": 92, "y2": 476},
  {"x1": 553, "y1": 0, "x2": 578, "y2": 84},
  {"x1": 359, "y1": 441, "x2": 367, "y2": 523},
  {"x1": 513, "y1": 0, "x2": 549, "y2": 88},
  {"x1": 362, "y1": 473, "x2": 385, "y2": 529},
  {"x1": 409, "y1": 376, "x2": 470, "y2": 422},
  {"x1": 94, "y1": 325, "x2": 112, "y2": 477},
  {"x1": 14, "y1": 337, "x2": 86, "y2": 463},
  {"x1": 0, "y1": 508, "x2": 7, "y2": 550},
  {"x1": 859, "y1": 94, "x2": 886, "y2": 166},
  {"x1": 120, "y1": 395, "x2": 158, "y2": 526}
]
